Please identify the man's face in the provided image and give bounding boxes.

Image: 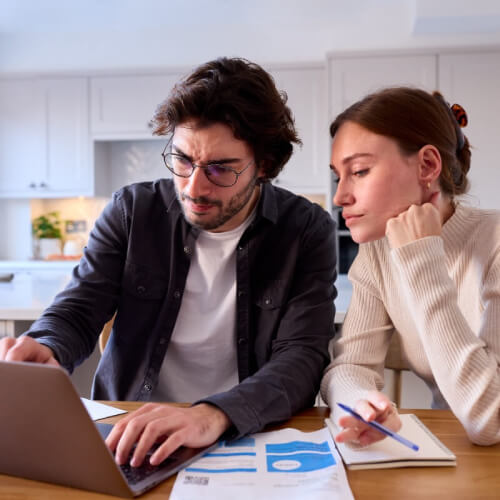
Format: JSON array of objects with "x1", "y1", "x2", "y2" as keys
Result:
[{"x1": 171, "y1": 121, "x2": 262, "y2": 232}]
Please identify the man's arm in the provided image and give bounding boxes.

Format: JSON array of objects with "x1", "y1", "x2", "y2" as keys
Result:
[{"x1": 23, "y1": 192, "x2": 128, "y2": 371}]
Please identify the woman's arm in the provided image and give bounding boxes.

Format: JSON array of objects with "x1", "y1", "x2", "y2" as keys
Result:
[
  {"x1": 321, "y1": 245, "x2": 399, "y2": 442},
  {"x1": 392, "y1": 236, "x2": 500, "y2": 445}
]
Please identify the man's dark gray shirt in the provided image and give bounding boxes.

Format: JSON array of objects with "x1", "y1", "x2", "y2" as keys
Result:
[{"x1": 28, "y1": 179, "x2": 337, "y2": 438}]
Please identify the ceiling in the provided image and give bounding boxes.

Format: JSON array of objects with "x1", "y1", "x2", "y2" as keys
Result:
[{"x1": 1, "y1": 0, "x2": 500, "y2": 73}]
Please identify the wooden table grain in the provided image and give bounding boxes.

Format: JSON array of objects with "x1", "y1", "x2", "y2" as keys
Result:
[{"x1": 1, "y1": 403, "x2": 499, "y2": 499}]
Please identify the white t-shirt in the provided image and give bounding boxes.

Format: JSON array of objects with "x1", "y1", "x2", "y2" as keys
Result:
[{"x1": 152, "y1": 210, "x2": 256, "y2": 403}]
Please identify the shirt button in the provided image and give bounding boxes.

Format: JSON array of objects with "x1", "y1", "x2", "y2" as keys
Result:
[
  {"x1": 238, "y1": 338, "x2": 247, "y2": 346},
  {"x1": 264, "y1": 298, "x2": 272, "y2": 305},
  {"x1": 137, "y1": 285, "x2": 146, "y2": 294},
  {"x1": 144, "y1": 383, "x2": 152, "y2": 392},
  {"x1": 238, "y1": 290, "x2": 245, "y2": 297},
  {"x1": 173, "y1": 290, "x2": 181, "y2": 299},
  {"x1": 183, "y1": 246, "x2": 191, "y2": 255},
  {"x1": 237, "y1": 245, "x2": 243, "y2": 251}
]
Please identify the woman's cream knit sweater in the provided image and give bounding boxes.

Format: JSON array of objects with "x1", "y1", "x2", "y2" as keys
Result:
[{"x1": 320, "y1": 203, "x2": 500, "y2": 445}]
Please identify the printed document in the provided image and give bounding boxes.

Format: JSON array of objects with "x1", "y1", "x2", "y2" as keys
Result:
[
  {"x1": 80, "y1": 398, "x2": 127, "y2": 421},
  {"x1": 171, "y1": 427, "x2": 354, "y2": 500}
]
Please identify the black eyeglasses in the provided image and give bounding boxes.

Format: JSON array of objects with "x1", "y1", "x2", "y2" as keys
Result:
[{"x1": 162, "y1": 149, "x2": 254, "y2": 188}]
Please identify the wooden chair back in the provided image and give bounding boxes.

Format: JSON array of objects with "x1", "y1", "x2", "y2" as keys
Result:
[
  {"x1": 384, "y1": 334, "x2": 410, "y2": 407},
  {"x1": 98, "y1": 314, "x2": 115, "y2": 354}
]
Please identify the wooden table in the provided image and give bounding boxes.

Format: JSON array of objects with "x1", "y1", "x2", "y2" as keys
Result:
[{"x1": 1, "y1": 403, "x2": 499, "y2": 499}]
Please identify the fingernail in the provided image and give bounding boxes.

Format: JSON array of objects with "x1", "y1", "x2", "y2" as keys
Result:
[{"x1": 130, "y1": 457, "x2": 139, "y2": 467}]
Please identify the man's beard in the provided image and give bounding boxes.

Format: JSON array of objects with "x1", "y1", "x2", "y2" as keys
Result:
[{"x1": 175, "y1": 173, "x2": 259, "y2": 231}]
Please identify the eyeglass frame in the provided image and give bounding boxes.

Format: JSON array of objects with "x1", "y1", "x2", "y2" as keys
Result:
[{"x1": 161, "y1": 143, "x2": 255, "y2": 188}]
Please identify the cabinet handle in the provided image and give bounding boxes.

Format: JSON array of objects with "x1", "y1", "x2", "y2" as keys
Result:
[
  {"x1": 39, "y1": 182, "x2": 48, "y2": 189},
  {"x1": 147, "y1": 121, "x2": 154, "y2": 129},
  {"x1": 29, "y1": 182, "x2": 36, "y2": 189}
]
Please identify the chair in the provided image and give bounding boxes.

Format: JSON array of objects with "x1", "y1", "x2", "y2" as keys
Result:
[
  {"x1": 98, "y1": 314, "x2": 115, "y2": 354},
  {"x1": 384, "y1": 334, "x2": 410, "y2": 408}
]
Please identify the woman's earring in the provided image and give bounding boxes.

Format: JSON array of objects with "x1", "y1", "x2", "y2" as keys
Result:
[{"x1": 427, "y1": 182, "x2": 431, "y2": 189}]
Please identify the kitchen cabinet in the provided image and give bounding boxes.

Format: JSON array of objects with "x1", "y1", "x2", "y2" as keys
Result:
[
  {"x1": 439, "y1": 50, "x2": 500, "y2": 211},
  {"x1": 269, "y1": 66, "x2": 328, "y2": 194},
  {"x1": 327, "y1": 52, "x2": 438, "y2": 273},
  {"x1": 0, "y1": 77, "x2": 90, "y2": 198},
  {"x1": 90, "y1": 73, "x2": 183, "y2": 139}
]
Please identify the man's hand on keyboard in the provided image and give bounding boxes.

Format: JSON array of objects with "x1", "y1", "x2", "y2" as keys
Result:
[{"x1": 105, "y1": 403, "x2": 231, "y2": 467}]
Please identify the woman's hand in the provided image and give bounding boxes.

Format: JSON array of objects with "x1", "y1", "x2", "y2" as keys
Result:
[
  {"x1": 335, "y1": 391, "x2": 401, "y2": 446},
  {"x1": 386, "y1": 192, "x2": 442, "y2": 249}
]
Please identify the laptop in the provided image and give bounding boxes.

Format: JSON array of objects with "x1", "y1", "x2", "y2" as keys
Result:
[{"x1": 0, "y1": 361, "x2": 217, "y2": 498}]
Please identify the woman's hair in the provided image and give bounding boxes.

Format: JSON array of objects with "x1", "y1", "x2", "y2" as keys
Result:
[
  {"x1": 152, "y1": 57, "x2": 301, "y2": 181},
  {"x1": 329, "y1": 87, "x2": 471, "y2": 196}
]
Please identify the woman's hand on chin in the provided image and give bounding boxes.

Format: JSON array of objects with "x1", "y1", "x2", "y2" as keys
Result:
[{"x1": 385, "y1": 192, "x2": 442, "y2": 249}]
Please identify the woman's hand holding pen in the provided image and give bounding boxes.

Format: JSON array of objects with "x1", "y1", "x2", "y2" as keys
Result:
[
  {"x1": 385, "y1": 191, "x2": 443, "y2": 249},
  {"x1": 335, "y1": 391, "x2": 402, "y2": 446}
]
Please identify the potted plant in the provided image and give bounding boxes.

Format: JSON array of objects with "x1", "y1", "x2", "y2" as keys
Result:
[{"x1": 32, "y1": 211, "x2": 63, "y2": 259}]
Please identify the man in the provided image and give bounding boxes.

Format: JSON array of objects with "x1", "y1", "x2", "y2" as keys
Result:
[{"x1": 0, "y1": 58, "x2": 337, "y2": 467}]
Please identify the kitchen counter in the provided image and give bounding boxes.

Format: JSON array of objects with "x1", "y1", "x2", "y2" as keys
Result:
[
  {"x1": 0, "y1": 270, "x2": 72, "y2": 320},
  {"x1": 0, "y1": 267, "x2": 352, "y2": 323}
]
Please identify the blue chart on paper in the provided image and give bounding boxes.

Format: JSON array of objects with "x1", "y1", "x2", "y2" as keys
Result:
[
  {"x1": 266, "y1": 441, "x2": 335, "y2": 473},
  {"x1": 186, "y1": 437, "x2": 258, "y2": 473}
]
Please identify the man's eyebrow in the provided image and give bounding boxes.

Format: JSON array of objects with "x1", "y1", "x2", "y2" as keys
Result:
[{"x1": 171, "y1": 144, "x2": 241, "y2": 165}]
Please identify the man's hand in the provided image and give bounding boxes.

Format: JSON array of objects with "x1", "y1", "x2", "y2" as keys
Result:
[
  {"x1": 386, "y1": 192, "x2": 442, "y2": 249},
  {"x1": 0, "y1": 335, "x2": 59, "y2": 366},
  {"x1": 335, "y1": 391, "x2": 401, "y2": 447},
  {"x1": 105, "y1": 402, "x2": 231, "y2": 467}
]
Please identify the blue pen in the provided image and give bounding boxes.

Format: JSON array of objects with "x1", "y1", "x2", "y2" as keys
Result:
[{"x1": 337, "y1": 402, "x2": 419, "y2": 452}]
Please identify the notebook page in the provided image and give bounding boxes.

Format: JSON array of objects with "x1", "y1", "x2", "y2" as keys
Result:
[{"x1": 327, "y1": 414, "x2": 455, "y2": 465}]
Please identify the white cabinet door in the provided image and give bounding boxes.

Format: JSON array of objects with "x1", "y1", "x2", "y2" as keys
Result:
[
  {"x1": 439, "y1": 51, "x2": 500, "y2": 210},
  {"x1": 0, "y1": 80, "x2": 45, "y2": 195},
  {"x1": 43, "y1": 78, "x2": 90, "y2": 195},
  {"x1": 0, "y1": 77, "x2": 90, "y2": 198},
  {"x1": 90, "y1": 74, "x2": 183, "y2": 139},
  {"x1": 328, "y1": 54, "x2": 437, "y2": 120},
  {"x1": 270, "y1": 67, "x2": 328, "y2": 194}
]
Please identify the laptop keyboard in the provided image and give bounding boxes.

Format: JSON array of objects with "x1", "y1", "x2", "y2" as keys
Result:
[{"x1": 119, "y1": 447, "x2": 178, "y2": 485}]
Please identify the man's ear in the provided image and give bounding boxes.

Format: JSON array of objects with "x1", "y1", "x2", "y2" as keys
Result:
[
  {"x1": 256, "y1": 161, "x2": 267, "y2": 182},
  {"x1": 417, "y1": 145, "x2": 442, "y2": 187}
]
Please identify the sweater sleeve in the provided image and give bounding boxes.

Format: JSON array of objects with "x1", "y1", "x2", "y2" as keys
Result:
[
  {"x1": 391, "y1": 236, "x2": 500, "y2": 445},
  {"x1": 320, "y1": 244, "x2": 394, "y2": 425}
]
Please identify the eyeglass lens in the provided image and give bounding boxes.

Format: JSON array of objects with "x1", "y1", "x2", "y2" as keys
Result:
[{"x1": 165, "y1": 153, "x2": 237, "y2": 187}]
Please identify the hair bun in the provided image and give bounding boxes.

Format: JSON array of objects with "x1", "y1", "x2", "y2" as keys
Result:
[{"x1": 451, "y1": 103, "x2": 468, "y2": 127}]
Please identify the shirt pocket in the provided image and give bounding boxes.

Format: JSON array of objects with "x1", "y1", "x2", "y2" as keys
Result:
[
  {"x1": 121, "y1": 260, "x2": 168, "y2": 300},
  {"x1": 255, "y1": 280, "x2": 287, "y2": 310}
]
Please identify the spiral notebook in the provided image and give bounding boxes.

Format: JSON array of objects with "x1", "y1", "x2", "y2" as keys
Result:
[{"x1": 325, "y1": 414, "x2": 456, "y2": 470}]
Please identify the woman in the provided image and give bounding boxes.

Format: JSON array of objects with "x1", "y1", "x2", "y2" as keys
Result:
[{"x1": 321, "y1": 87, "x2": 500, "y2": 446}]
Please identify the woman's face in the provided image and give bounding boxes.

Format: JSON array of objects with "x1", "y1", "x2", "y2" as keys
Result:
[{"x1": 331, "y1": 121, "x2": 425, "y2": 244}]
